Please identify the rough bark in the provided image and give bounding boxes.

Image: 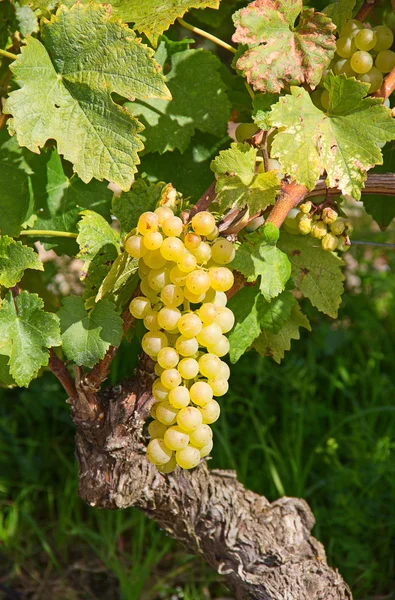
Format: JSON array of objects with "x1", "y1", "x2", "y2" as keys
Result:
[{"x1": 72, "y1": 360, "x2": 352, "y2": 600}]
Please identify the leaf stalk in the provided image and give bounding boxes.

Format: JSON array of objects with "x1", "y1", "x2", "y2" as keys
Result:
[{"x1": 177, "y1": 18, "x2": 237, "y2": 55}]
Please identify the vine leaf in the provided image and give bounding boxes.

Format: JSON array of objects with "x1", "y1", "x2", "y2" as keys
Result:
[
  {"x1": 96, "y1": 252, "x2": 139, "y2": 310},
  {"x1": 253, "y1": 303, "x2": 311, "y2": 363},
  {"x1": 58, "y1": 297, "x2": 123, "y2": 368},
  {"x1": 129, "y1": 49, "x2": 230, "y2": 154},
  {"x1": 231, "y1": 229, "x2": 291, "y2": 301},
  {"x1": 269, "y1": 75, "x2": 395, "y2": 198},
  {"x1": 252, "y1": 93, "x2": 279, "y2": 130},
  {"x1": 232, "y1": 0, "x2": 336, "y2": 93},
  {"x1": 4, "y1": 3, "x2": 170, "y2": 191},
  {"x1": 77, "y1": 210, "x2": 120, "y2": 303},
  {"x1": 362, "y1": 144, "x2": 395, "y2": 229},
  {"x1": 108, "y1": 0, "x2": 220, "y2": 45},
  {"x1": 324, "y1": 0, "x2": 356, "y2": 31},
  {"x1": 278, "y1": 231, "x2": 345, "y2": 318},
  {"x1": 0, "y1": 291, "x2": 61, "y2": 387},
  {"x1": 113, "y1": 179, "x2": 166, "y2": 237},
  {"x1": 227, "y1": 287, "x2": 296, "y2": 362},
  {"x1": 0, "y1": 236, "x2": 43, "y2": 288},
  {"x1": 211, "y1": 142, "x2": 280, "y2": 213}
]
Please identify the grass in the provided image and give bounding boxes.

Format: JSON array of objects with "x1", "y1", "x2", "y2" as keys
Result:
[{"x1": 1, "y1": 242, "x2": 395, "y2": 599}]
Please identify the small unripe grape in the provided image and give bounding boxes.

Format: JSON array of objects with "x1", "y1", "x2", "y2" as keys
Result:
[
  {"x1": 351, "y1": 50, "x2": 373, "y2": 74},
  {"x1": 146, "y1": 438, "x2": 172, "y2": 465},
  {"x1": 215, "y1": 307, "x2": 235, "y2": 333},
  {"x1": 170, "y1": 266, "x2": 187, "y2": 286},
  {"x1": 208, "y1": 267, "x2": 234, "y2": 292},
  {"x1": 330, "y1": 219, "x2": 345, "y2": 235},
  {"x1": 154, "y1": 206, "x2": 174, "y2": 225},
  {"x1": 199, "y1": 399, "x2": 220, "y2": 424},
  {"x1": 129, "y1": 296, "x2": 151, "y2": 319},
  {"x1": 148, "y1": 419, "x2": 168, "y2": 439},
  {"x1": 322, "y1": 207, "x2": 338, "y2": 224},
  {"x1": 178, "y1": 313, "x2": 203, "y2": 338},
  {"x1": 143, "y1": 231, "x2": 163, "y2": 250},
  {"x1": 198, "y1": 353, "x2": 222, "y2": 378},
  {"x1": 168, "y1": 385, "x2": 190, "y2": 408},
  {"x1": 138, "y1": 212, "x2": 159, "y2": 235},
  {"x1": 183, "y1": 288, "x2": 206, "y2": 303},
  {"x1": 198, "y1": 303, "x2": 217, "y2": 324},
  {"x1": 156, "y1": 401, "x2": 179, "y2": 426},
  {"x1": 160, "y1": 237, "x2": 185, "y2": 262},
  {"x1": 143, "y1": 249, "x2": 167, "y2": 269},
  {"x1": 206, "y1": 226, "x2": 219, "y2": 242},
  {"x1": 161, "y1": 368, "x2": 182, "y2": 390},
  {"x1": 184, "y1": 232, "x2": 201, "y2": 250},
  {"x1": 191, "y1": 211, "x2": 216, "y2": 236},
  {"x1": 161, "y1": 284, "x2": 184, "y2": 307},
  {"x1": 164, "y1": 426, "x2": 189, "y2": 451},
  {"x1": 157, "y1": 347, "x2": 179, "y2": 369},
  {"x1": 207, "y1": 335, "x2": 230, "y2": 357},
  {"x1": 191, "y1": 241, "x2": 212, "y2": 264},
  {"x1": 186, "y1": 270, "x2": 211, "y2": 295},
  {"x1": 144, "y1": 310, "x2": 160, "y2": 331},
  {"x1": 190, "y1": 381, "x2": 213, "y2": 406},
  {"x1": 142, "y1": 331, "x2": 168, "y2": 357},
  {"x1": 177, "y1": 406, "x2": 203, "y2": 432},
  {"x1": 321, "y1": 233, "x2": 339, "y2": 252},
  {"x1": 162, "y1": 215, "x2": 183, "y2": 237},
  {"x1": 211, "y1": 238, "x2": 236, "y2": 265},
  {"x1": 199, "y1": 439, "x2": 213, "y2": 458},
  {"x1": 157, "y1": 454, "x2": 177, "y2": 473},
  {"x1": 300, "y1": 201, "x2": 312, "y2": 214},
  {"x1": 158, "y1": 307, "x2": 181, "y2": 331},
  {"x1": 373, "y1": 25, "x2": 394, "y2": 52},
  {"x1": 125, "y1": 235, "x2": 147, "y2": 258},
  {"x1": 376, "y1": 50, "x2": 395, "y2": 74},
  {"x1": 177, "y1": 252, "x2": 197, "y2": 273},
  {"x1": 196, "y1": 323, "x2": 223, "y2": 347},
  {"x1": 178, "y1": 357, "x2": 199, "y2": 379},
  {"x1": 298, "y1": 217, "x2": 312, "y2": 235},
  {"x1": 355, "y1": 28, "x2": 377, "y2": 51},
  {"x1": 208, "y1": 377, "x2": 229, "y2": 396},
  {"x1": 140, "y1": 277, "x2": 158, "y2": 299},
  {"x1": 152, "y1": 380, "x2": 169, "y2": 402},
  {"x1": 337, "y1": 236, "x2": 351, "y2": 252},
  {"x1": 311, "y1": 221, "x2": 327, "y2": 239},
  {"x1": 176, "y1": 446, "x2": 201, "y2": 469},
  {"x1": 176, "y1": 335, "x2": 199, "y2": 357},
  {"x1": 235, "y1": 122, "x2": 260, "y2": 142},
  {"x1": 189, "y1": 424, "x2": 212, "y2": 448}
]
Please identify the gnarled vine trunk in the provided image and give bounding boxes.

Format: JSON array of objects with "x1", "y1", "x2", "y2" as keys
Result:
[{"x1": 71, "y1": 361, "x2": 352, "y2": 600}]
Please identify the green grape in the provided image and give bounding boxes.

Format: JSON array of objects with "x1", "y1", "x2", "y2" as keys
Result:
[
  {"x1": 142, "y1": 331, "x2": 168, "y2": 357},
  {"x1": 138, "y1": 211, "x2": 159, "y2": 235},
  {"x1": 320, "y1": 90, "x2": 330, "y2": 111},
  {"x1": 196, "y1": 323, "x2": 223, "y2": 347},
  {"x1": 199, "y1": 439, "x2": 213, "y2": 458},
  {"x1": 298, "y1": 216, "x2": 312, "y2": 235},
  {"x1": 143, "y1": 249, "x2": 168, "y2": 269},
  {"x1": 219, "y1": 361, "x2": 230, "y2": 379},
  {"x1": 300, "y1": 201, "x2": 312, "y2": 214},
  {"x1": 155, "y1": 363, "x2": 164, "y2": 377},
  {"x1": 129, "y1": 296, "x2": 151, "y2": 319},
  {"x1": 311, "y1": 220, "x2": 327, "y2": 239},
  {"x1": 322, "y1": 207, "x2": 338, "y2": 224},
  {"x1": 183, "y1": 288, "x2": 206, "y2": 304},
  {"x1": 311, "y1": 89, "x2": 323, "y2": 109},
  {"x1": 357, "y1": 66, "x2": 383, "y2": 92},
  {"x1": 198, "y1": 303, "x2": 217, "y2": 325},
  {"x1": 178, "y1": 313, "x2": 203, "y2": 338},
  {"x1": 160, "y1": 284, "x2": 184, "y2": 308},
  {"x1": 140, "y1": 277, "x2": 158, "y2": 300},
  {"x1": 168, "y1": 385, "x2": 190, "y2": 409},
  {"x1": 208, "y1": 377, "x2": 229, "y2": 397},
  {"x1": 333, "y1": 58, "x2": 355, "y2": 77},
  {"x1": 160, "y1": 237, "x2": 185, "y2": 261},
  {"x1": 373, "y1": 25, "x2": 394, "y2": 52},
  {"x1": 146, "y1": 438, "x2": 172, "y2": 465},
  {"x1": 156, "y1": 401, "x2": 179, "y2": 426},
  {"x1": 214, "y1": 307, "x2": 235, "y2": 333},
  {"x1": 148, "y1": 419, "x2": 168, "y2": 439},
  {"x1": 170, "y1": 266, "x2": 187, "y2": 287},
  {"x1": 157, "y1": 307, "x2": 181, "y2": 331},
  {"x1": 207, "y1": 335, "x2": 230, "y2": 357},
  {"x1": 355, "y1": 28, "x2": 377, "y2": 51},
  {"x1": 143, "y1": 230, "x2": 163, "y2": 250},
  {"x1": 147, "y1": 266, "x2": 171, "y2": 292},
  {"x1": 351, "y1": 50, "x2": 373, "y2": 74},
  {"x1": 330, "y1": 219, "x2": 346, "y2": 235},
  {"x1": 186, "y1": 270, "x2": 211, "y2": 295},
  {"x1": 162, "y1": 215, "x2": 183, "y2": 237},
  {"x1": 191, "y1": 241, "x2": 212, "y2": 264},
  {"x1": 175, "y1": 335, "x2": 199, "y2": 357},
  {"x1": 152, "y1": 380, "x2": 169, "y2": 402},
  {"x1": 235, "y1": 123, "x2": 260, "y2": 142},
  {"x1": 154, "y1": 206, "x2": 173, "y2": 225},
  {"x1": 157, "y1": 347, "x2": 179, "y2": 369},
  {"x1": 283, "y1": 209, "x2": 301, "y2": 234},
  {"x1": 164, "y1": 426, "x2": 189, "y2": 451},
  {"x1": 125, "y1": 235, "x2": 147, "y2": 258},
  {"x1": 206, "y1": 226, "x2": 219, "y2": 242},
  {"x1": 208, "y1": 267, "x2": 234, "y2": 292},
  {"x1": 190, "y1": 381, "x2": 214, "y2": 406},
  {"x1": 189, "y1": 424, "x2": 213, "y2": 448},
  {"x1": 191, "y1": 211, "x2": 216, "y2": 236},
  {"x1": 336, "y1": 36, "x2": 356, "y2": 58},
  {"x1": 376, "y1": 50, "x2": 395, "y2": 73},
  {"x1": 177, "y1": 252, "x2": 197, "y2": 273},
  {"x1": 321, "y1": 233, "x2": 339, "y2": 251},
  {"x1": 184, "y1": 232, "x2": 201, "y2": 250},
  {"x1": 177, "y1": 406, "x2": 203, "y2": 432},
  {"x1": 210, "y1": 239, "x2": 236, "y2": 265},
  {"x1": 157, "y1": 455, "x2": 177, "y2": 474},
  {"x1": 340, "y1": 20, "x2": 363, "y2": 38},
  {"x1": 198, "y1": 353, "x2": 222, "y2": 378},
  {"x1": 177, "y1": 357, "x2": 199, "y2": 379},
  {"x1": 143, "y1": 310, "x2": 160, "y2": 332},
  {"x1": 199, "y1": 399, "x2": 221, "y2": 424},
  {"x1": 176, "y1": 446, "x2": 201, "y2": 469}
]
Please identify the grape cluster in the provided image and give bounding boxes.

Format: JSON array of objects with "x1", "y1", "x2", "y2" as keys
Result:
[
  {"x1": 284, "y1": 202, "x2": 352, "y2": 252},
  {"x1": 328, "y1": 21, "x2": 394, "y2": 96},
  {"x1": 125, "y1": 208, "x2": 235, "y2": 472}
]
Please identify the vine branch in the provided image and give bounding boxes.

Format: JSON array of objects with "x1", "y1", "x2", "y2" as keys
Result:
[
  {"x1": 374, "y1": 67, "x2": 395, "y2": 100},
  {"x1": 0, "y1": 48, "x2": 18, "y2": 61},
  {"x1": 355, "y1": 0, "x2": 381, "y2": 22},
  {"x1": 48, "y1": 349, "x2": 78, "y2": 401}
]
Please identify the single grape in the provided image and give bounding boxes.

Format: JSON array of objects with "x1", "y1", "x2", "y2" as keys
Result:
[
  {"x1": 138, "y1": 211, "x2": 159, "y2": 235},
  {"x1": 337, "y1": 236, "x2": 351, "y2": 252},
  {"x1": 208, "y1": 377, "x2": 229, "y2": 397},
  {"x1": 198, "y1": 353, "x2": 222, "y2": 378},
  {"x1": 183, "y1": 288, "x2": 206, "y2": 304},
  {"x1": 160, "y1": 237, "x2": 185, "y2": 262},
  {"x1": 175, "y1": 335, "x2": 199, "y2": 357},
  {"x1": 161, "y1": 284, "x2": 184, "y2": 307},
  {"x1": 186, "y1": 270, "x2": 211, "y2": 295},
  {"x1": 211, "y1": 291, "x2": 228, "y2": 307},
  {"x1": 311, "y1": 221, "x2": 327, "y2": 239},
  {"x1": 211, "y1": 239, "x2": 236, "y2": 265},
  {"x1": 157, "y1": 454, "x2": 177, "y2": 473},
  {"x1": 199, "y1": 439, "x2": 213, "y2": 458},
  {"x1": 322, "y1": 207, "x2": 338, "y2": 224},
  {"x1": 150, "y1": 402, "x2": 159, "y2": 419},
  {"x1": 189, "y1": 424, "x2": 213, "y2": 448},
  {"x1": 207, "y1": 335, "x2": 230, "y2": 357},
  {"x1": 170, "y1": 266, "x2": 187, "y2": 287},
  {"x1": 155, "y1": 363, "x2": 164, "y2": 377},
  {"x1": 300, "y1": 201, "x2": 312, "y2": 214},
  {"x1": 191, "y1": 211, "x2": 216, "y2": 236},
  {"x1": 376, "y1": 50, "x2": 395, "y2": 73},
  {"x1": 176, "y1": 446, "x2": 201, "y2": 469},
  {"x1": 340, "y1": 20, "x2": 363, "y2": 38},
  {"x1": 321, "y1": 233, "x2": 339, "y2": 251},
  {"x1": 333, "y1": 58, "x2": 355, "y2": 77},
  {"x1": 373, "y1": 25, "x2": 394, "y2": 52},
  {"x1": 320, "y1": 90, "x2": 330, "y2": 111},
  {"x1": 143, "y1": 231, "x2": 163, "y2": 250},
  {"x1": 336, "y1": 36, "x2": 356, "y2": 58},
  {"x1": 219, "y1": 361, "x2": 230, "y2": 379},
  {"x1": 143, "y1": 249, "x2": 168, "y2": 269},
  {"x1": 157, "y1": 307, "x2": 181, "y2": 331},
  {"x1": 177, "y1": 357, "x2": 199, "y2": 379},
  {"x1": 351, "y1": 50, "x2": 373, "y2": 74},
  {"x1": 184, "y1": 232, "x2": 201, "y2": 251},
  {"x1": 142, "y1": 331, "x2": 168, "y2": 357},
  {"x1": 191, "y1": 241, "x2": 212, "y2": 264},
  {"x1": 148, "y1": 419, "x2": 168, "y2": 439},
  {"x1": 157, "y1": 347, "x2": 179, "y2": 369},
  {"x1": 235, "y1": 122, "x2": 260, "y2": 142},
  {"x1": 146, "y1": 438, "x2": 172, "y2": 465},
  {"x1": 177, "y1": 406, "x2": 203, "y2": 432},
  {"x1": 154, "y1": 206, "x2": 174, "y2": 225},
  {"x1": 138, "y1": 258, "x2": 150, "y2": 277},
  {"x1": 125, "y1": 235, "x2": 147, "y2": 258},
  {"x1": 208, "y1": 267, "x2": 234, "y2": 292},
  {"x1": 198, "y1": 303, "x2": 217, "y2": 325},
  {"x1": 330, "y1": 219, "x2": 345, "y2": 235},
  {"x1": 143, "y1": 310, "x2": 160, "y2": 331},
  {"x1": 177, "y1": 252, "x2": 197, "y2": 273},
  {"x1": 178, "y1": 313, "x2": 203, "y2": 338},
  {"x1": 214, "y1": 307, "x2": 235, "y2": 333},
  {"x1": 162, "y1": 215, "x2": 183, "y2": 237},
  {"x1": 196, "y1": 323, "x2": 223, "y2": 347},
  {"x1": 206, "y1": 226, "x2": 219, "y2": 242},
  {"x1": 357, "y1": 66, "x2": 383, "y2": 93},
  {"x1": 129, "y1": 296, "x2": 151, "y2": 319},
  {"x1": 168, "y1": 385, "x2": 190, "y2": 409},
  {"x1": 298, "y1": 216, "x2": 312, "y2": 235},
  {"x1": 199, "y1": 399, "x2": 221, "y2": 424},
  {"x1": 152, "y1": 380, "x2": 169, "y2": 402},
  {"x1": 355, "y1": 28, "x2": 377, "y2": 51},
  {"x1": 190, "y1": 381, "x2": 213, "y2": 406},
  {"x1": 140, "y1": 277, "x2": 158, "y2": 299},
  {"x1": 164, "y1": 426, "x2": 189, "y2": 451},
  {"x1": 156, "y1": 401, "x2": 179, "y2": 426}
]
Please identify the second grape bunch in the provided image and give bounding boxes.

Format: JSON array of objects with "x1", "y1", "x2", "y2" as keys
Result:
[{"x1": 126, "y1": 208, "x2": 235, "y2": 473}]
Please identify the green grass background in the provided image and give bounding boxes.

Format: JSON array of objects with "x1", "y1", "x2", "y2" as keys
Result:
[{"x1": 1, "y1": 242, "x2": 395, "y2": 599}]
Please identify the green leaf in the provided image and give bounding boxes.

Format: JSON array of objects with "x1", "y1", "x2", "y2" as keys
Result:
[
  {"x1": 269, "y1": 76, "x2": 395, "y2": 199},
  {"x1": 278, "y1": 231, "x2": 345, "y2": 318},
  {"x1": 109, "y1": 0, "x2": 220, "y2": 45},
  {"x1": 362, "y1": 143, "x2": 395, "y2": 229},
  {"x1": 232, "y1": 0, "x2": 336, "y2": 93},
  {"x1": 0, "y1": 236, "x2": 43, "y2": 288},
  {"x1": 253, "y1": 303, "x2": 311, "y2": 363},
  {"x1": 14, "y1": 2, "x2": 39, "y2": 36},
  {"x1": 58, "y1": 297, "x2": 123, "y2": 368},
  {"x1": 0, "y1": 291, "x2": 61, "y2": 387},
  {"x1": 96, "y1": 252, "x2": 139, "y2": 310},
  {"x1": 129, "y1": 49, "x2": 230, "y2": 154},
  {"x1": 77, "y1": 210, "x2": 120, "y2": 302},
  {"x1": 258, "y1": 290, "x2": 296, "y2": 333},
  {"x1": 5, "y1": 3, "x2": 170, "y2": 191},
  {"x1": 231, "y1": 230, "x2": 291, "y2": 301},
  {"x1": 211, "y1": 142, "x2": 280, "y2": 213},
  {"x1": 252, "y1": 93, "x2": 279, "y2": 130},
  {"x1": 324, "y1": 0, "x2": 356, "y2": 31},
  {"x1": 0, "y1": 354, "x2": 16, "y2": 388},
  {"x1": 113, "y1": 179, "x2": 165, "y2": 237},
  {"x1": 0, "y1": 129, "x2": 33, "y2": 237}
]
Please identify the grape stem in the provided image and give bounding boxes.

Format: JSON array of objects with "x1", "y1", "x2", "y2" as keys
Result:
[
  {"x1": 19, "y1": 229, "x2": 78, "y2": 239},
  {"x1": 374, "y1": 66, "x2": 395, "y2": 101},
  {"x1": 177, "y1": 18, "x2": 236, "y2": 55},
  {"x1": 0, "y1": 48, "x2": 18, "y2": 61}
]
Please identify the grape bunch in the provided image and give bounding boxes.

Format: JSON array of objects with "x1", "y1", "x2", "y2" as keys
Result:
[
  {"x1": 327, "y1": 21, "x2": 394, "y2": 97},
  {"x1": 284, "y1": 202, "x2": 352, "y2": 252},
  {"x1": 125, "y1": 208, "x2": 235, "y2": 472}
]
